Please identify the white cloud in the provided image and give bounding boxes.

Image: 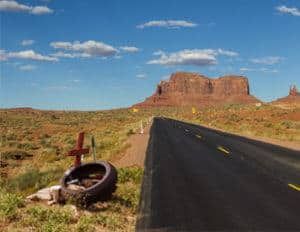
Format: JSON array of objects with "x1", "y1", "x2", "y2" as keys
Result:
[
  {"x1": 0, "y1": 0, "x2": 53, "y2": 14},
  {"x1": 136, "y1": 74, "x2": 146, "y2": 79},
  {"x1": 71, "y1": 79, "x2": 81, "y2": 83},
  {"x1": 240, "y1": 67, "x2": 278, "y2": 73},
  {"x1": 50, "y1": 40, "x2": 118, "y2": 57},
  {"x1": 240, "y1": 67, "x2": 253, "y2": 72},
  {"x1": 153, "y1": 50, "x2": 165, "y2": 56},
  {"x1": 260, "y1": 68, "x2": 278, "y2": 73},
  {"x1": 119, "y1": 46, "x2": 139, "y2": 53},
  {"x1": 19, "y1": 64, "x2": 36, "y2": 71},
  {"x1": 217, "y1": 49, "x2": 239, "y2": 57},
  {"x1": 0, "y1": 49, "x2": 7, "y2": 61},
  {"x1": 21, "y1": 40, "x2": 35, "y2": 46},
  {"x1": 51, "y1": 51, "x2": 91, "y2": 58},
  {"x1": 147, "y1": 49, "x2": 238, "y2": 66},
  {"x1": 6, "y1": 50, "x2": 58, "y2": 61},
  {"x1": 31, "y1": 6, "x2": 53, "y2": 15},
  {"x1": 137, "y1": 20, "x2": 198, "y2": 29},
  {"x1": 276, "y1": 5, "x2": 300, "y2": 16},
  {"x1": 250, "y1": 56, "x2": 283, "y2": 65},
  {"x1": 0, "y1": 0, "x2": 31, "y2": 12},
  {"x1": 44, "y1": 86, "x2": 73, "y2": 91}
]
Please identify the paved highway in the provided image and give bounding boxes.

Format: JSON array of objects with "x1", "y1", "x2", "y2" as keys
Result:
[{"x1": 136, "y1": 117, "x2": 300, "y2": 231}]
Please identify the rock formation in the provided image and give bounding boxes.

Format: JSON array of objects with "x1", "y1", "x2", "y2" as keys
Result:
[
  {"x1": 272, "y1": 85, "x2": 300, "y2": 107},
  {"x1": 134, "y1": 72, "x2": 259, "y2": 107},
  {"x1": 289, "y1": 85, "x2": 300, "y2": 97}
]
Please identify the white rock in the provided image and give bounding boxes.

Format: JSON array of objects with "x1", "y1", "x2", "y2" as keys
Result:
[{"x1": 26, "y1": 185, "x2": 62, "y2": 203}]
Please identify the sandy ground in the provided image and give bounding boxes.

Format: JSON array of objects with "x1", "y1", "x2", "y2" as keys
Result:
[{"x1": 112, "y1": 124, "x2": 151, "y2": 168}]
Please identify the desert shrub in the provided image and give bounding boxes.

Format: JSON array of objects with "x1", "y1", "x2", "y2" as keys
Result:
[
  {"x1": 6, "y1": 133, "x2": 17, "y2": 141},
  {"x1": 228, "y1": 114, "x2": 240, "y2": 122},
  {"x1": 2, "y1": 150, "x2": 32, "y2": 160},
  {"x1": 24, "y1": 206, "x2": 73, "y2": 232},
  {"x1": 281, "y1": 121, "x2": 292, "y2": 129},
  {"x1": 94, "y1": 213, "x2": 124, "y2": 231},
  {"x1": 17, "y1": 142, "x2": 38, "y2": 150},
  {"x1": 8, "y1": 168, "x2": 64, "y2": 193},
  {"x1": 127, "y1": 129, "x2": 135, "y2": 136},
  {"x1": 118, "y1": 167, "x2": 143, "y2": 184},
  {"x1": 0, "y1": 189, "x2": 24, "y2": 221},
  {"x1": 264, "y1": 122, "x2": 273, "y2": 128},
  {"x1": 116, "y1": 184, "x2": 140, "y2": 209},
  {"x1": 40, "y1": 138, "x2": 52, "y2": 148},
  {"x1": 76, "y1": 215, "x2": 95, "y2": 232}
]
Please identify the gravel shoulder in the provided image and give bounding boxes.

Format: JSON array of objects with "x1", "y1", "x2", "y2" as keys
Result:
[{"x1": 112, "y1": 124, "x2": 151, "y2": 168}]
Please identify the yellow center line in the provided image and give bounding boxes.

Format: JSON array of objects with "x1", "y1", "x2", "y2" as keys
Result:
[
  {"x1": 217, "y1": 146, "x2": 230, "y2": 155},
  {"x1": 195, "y1": 134, "x2": 202, "y2": 139},
  {"x1": 288, "y1": 184, "x2": 300, "y2": 191}
]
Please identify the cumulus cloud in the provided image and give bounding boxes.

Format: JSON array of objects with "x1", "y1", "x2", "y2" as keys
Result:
[
  {"x1": 240, "y1": 67, "x2": 253, "y2": 72},
  {"x1": 276, "y1": 5, "x2": 300, "y2": 16},
  {"x1": 21, "y1": 39, "x2": 35, "y2": 46},
  {"x1": 137, "y1": 20, "x2": 197, "y2": 29},
  {"x1": 240, "y1": 67, "x2": 278, "y2": 73},
  {"x1": 217, "y1": 49, "x2": 239, "y2": 57},
  {"x1": 119, "y1": 46, "x2": 139, "y2": 53},
  {"x1": 50, "y1": 40, "x2": 118, "y2": 57},
  {"x1": 136, "y1": 74, "x2": 147, "y2": 79},
  {"x1": 2, "y1": 50, "x2": 58, "y2": 61},
  {"x1": 51, "y1": 51, "x2": 91, "y2": 58},
  {"x1": 0, "y1": 0, "x2": 53, "y2": 14},
  {"x1": 147, "y1": 49, "x2": 238, "y2": 66},
  {"x1": 260, "y1": 68, "x2": 279, "y2": 73},
  {"x1": 0, "y1": 49, "x2": 7, "y2": 61},
  {"x1": 250, "y1": 56, "x2": 283, "y2": 65},
  {"x1": 19, "y1": 64, "x2": 36, "y2": 71},
  {"x1": 31, "y1": 6, "x2": 52, "y2": 15}
]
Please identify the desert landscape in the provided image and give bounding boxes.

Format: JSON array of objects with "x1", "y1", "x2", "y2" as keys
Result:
[
  {"x1": 1, "y1": 0, "x2": 300, "y2": 231},
  {"x1": 1, "y1": 72, "x2": 300, "y2": 231}
]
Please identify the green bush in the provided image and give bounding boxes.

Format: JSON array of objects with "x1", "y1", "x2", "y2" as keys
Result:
[
  {"x1": 2, "y1": 150, "x2": 32, "y2": 160},
  {"x1": 118, "y1": 167, "x2": 143, "y2": 184},
  {"x1": 24, "y1": 206, "x2": 73, "y2": 232},
  {"x1": 0, "y1": 189, "x2": 24, "y2": 221},
  {"x1": 116, "y1": 184, "x2": 140, "y2": 209},
  {"x1": 95, "y1": 213, "x2": 123, "y2": 231},
  {"x1": 76, "y1": 215, "x2": 95, "y2": 232},
  {"x1": 8, "y1": 168, "x2": 64, "y2": 193}
]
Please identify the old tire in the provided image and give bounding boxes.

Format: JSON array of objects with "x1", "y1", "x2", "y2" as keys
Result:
[{"x1": 60, "y1": 161, "x2": 117, "y2": 207}]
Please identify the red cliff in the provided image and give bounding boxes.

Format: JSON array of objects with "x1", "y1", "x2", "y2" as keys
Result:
[{"x1": 135, "y1": 72, "x2": 259, "y2": 107}]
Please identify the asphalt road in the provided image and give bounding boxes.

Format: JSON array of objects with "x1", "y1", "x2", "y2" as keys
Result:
[{"x1": 136, "y1": 117, "x2": 300, "y2": 231}]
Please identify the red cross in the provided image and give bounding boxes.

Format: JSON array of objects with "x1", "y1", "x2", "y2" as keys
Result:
[{"x1": 68, "y1": 132, "x2": 90, "y2": 167}]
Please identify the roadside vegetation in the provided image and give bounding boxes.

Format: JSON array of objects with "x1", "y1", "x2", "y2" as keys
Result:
[{"x1": 0, "y1": 104, "x2": 299, "y2": 231}]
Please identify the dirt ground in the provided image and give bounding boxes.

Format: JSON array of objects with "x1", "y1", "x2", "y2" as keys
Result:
[{"x1": 112, "y1": 124, "x2": 151, "y2": 168}]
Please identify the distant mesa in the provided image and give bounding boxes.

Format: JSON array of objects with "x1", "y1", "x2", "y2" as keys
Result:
[
  {"x1": 272, "y1": 85, "x2": 300, "y2": 107},
  {"x1": 134, "y1": 72, "x2": 260, "y2": 107}
]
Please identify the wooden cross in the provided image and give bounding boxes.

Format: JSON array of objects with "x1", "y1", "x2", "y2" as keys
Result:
[{"x1": 68, "y1": 132, "x2": 90, "y2": 167}]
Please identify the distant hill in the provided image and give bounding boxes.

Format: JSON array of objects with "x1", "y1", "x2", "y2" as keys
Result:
[
  {"x1": 271, "y1": 85, "x2": 300, "y2": 108},
  {"x1": 134, "y1": 72, "x2": 260, "y2": 107}
]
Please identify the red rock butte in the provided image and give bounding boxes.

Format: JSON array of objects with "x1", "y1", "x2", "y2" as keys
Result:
[
  {"x1": 134, "y1": 72, "x2": 259, "y2": 107},
  {"x1": 272, "y1": 85, "x2": 300, "y2": 105}
]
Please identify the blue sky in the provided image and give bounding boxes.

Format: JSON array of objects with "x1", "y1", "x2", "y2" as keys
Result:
[{"x1": 1, "y1": 0, "x2": 300, "y2": 110}]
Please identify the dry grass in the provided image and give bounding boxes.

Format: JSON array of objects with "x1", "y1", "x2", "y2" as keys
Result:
[{"x1": 0, "y1": 104, "x2": 299, "y2": 231}]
